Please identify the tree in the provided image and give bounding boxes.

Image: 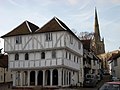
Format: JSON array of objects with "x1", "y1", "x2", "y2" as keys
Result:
[{"x1": 78, "y1": 32, "x2": 94, "y2": 40}]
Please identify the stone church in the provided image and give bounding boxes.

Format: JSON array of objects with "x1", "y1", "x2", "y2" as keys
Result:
[{"x1": 91, "y1": 8, "x2": 105, "y2": 55}]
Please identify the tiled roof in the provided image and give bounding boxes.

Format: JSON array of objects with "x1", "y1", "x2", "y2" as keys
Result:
[
  {"x1": 1, "y1": 21, "x2": 39, "y2": 37},
  {"x1": 0, "y1": 54, "x2": 8, "y2": 68},
  {"x1": 98, "y1": 50, "x2": 120, "y2": 61},
  {"x1": 35, "y1": 17, "x2": 70, "y2": 33},
  {"x1": 108, "y1": 50, "x2": 120, "y2": 60},
  {"x1": 35, "y1": 17, "x2": 80, "y2": 40},
  {"x1": 1, "y1": 17, "x2": 80, "y2": 41}
]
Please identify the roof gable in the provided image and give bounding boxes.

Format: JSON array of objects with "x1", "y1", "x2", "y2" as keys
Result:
[
  {"x1": 1, "y1": 21, "x2": 39, "y2": 38},
  {"x1": 35, "y1": 17, "x2": 70, "y2": 33}
]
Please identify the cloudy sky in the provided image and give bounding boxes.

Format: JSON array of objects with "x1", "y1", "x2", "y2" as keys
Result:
[{"x1": 0, "y1": 0, "x2": 120, "y2": 52}]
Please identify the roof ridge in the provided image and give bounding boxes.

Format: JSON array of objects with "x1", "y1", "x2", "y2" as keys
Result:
[
  {"x1": 25, "y1": 20, "x2": 32, "y2": 32},
  {"x1": 54, "y1": 17, "x2": 67, "y2": 30}
]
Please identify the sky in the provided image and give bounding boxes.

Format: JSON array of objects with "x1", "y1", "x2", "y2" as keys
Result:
[{"x1": 0, "y1": 0, "x2": 120, "y2": 52}]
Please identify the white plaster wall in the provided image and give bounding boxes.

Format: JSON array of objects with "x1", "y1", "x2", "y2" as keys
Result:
[{"x1": 113, "y1": 57, "x2": 120, "y2": 78}]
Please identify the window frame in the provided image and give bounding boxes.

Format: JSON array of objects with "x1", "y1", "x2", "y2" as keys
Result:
[
  {"x1": 41, "y1": 52, "x2": 45, "y2": 59},
  {"x1": 25, "y1": 53, "x2": 29, "y2": 60},
  {"x1": 69, "y1": 53, "x2": 71, "y2": 60},
  {"x1": 78, "y1": 42, "x2": 81, "y2": 49},
  {"x1": 70, "y1": 35, "x2": 73, "y2": 44},
  {"x1": 66, "y1": 51, "x2": 68, "y2": 59},
  {"x1": 52, "y1": 50, "x2": 56, "y2": 58},
  {"x1": 16, "y1": 36, "x2": 22, "y2": 44},
  {"x1": 15, "y1": 53, "x2": 19, "y2": 60},
  {"x1": 45, "y1": 33, "x2": 52, "y2": 41}
]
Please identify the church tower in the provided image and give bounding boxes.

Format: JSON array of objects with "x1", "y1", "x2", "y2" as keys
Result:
[
  {"x1": 92, "y1": 8, "x2": 105, "y2": 55},
  {"x1": 94, "y1": 8, "x2": 101, "y2": 42}
]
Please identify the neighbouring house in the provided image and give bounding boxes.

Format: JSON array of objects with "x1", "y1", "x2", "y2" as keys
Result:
[
  {"x1": 108, "y1": 50, "x2": 120, "y2": 78},
  {"x1": 1, "y1": 17, "x2": 84, "y2": 87},
  {"x1": 81, "y1": 39, "x2": 101, "y2": 77},
  {"x1": 0, "y1": 49, "x2": 12, "y2": 84}
]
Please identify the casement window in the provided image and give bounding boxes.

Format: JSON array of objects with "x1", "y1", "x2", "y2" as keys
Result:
[
  {"x1": 45, "y1": 33, "x2": 52, "y2": 41},
  {"x1": 41, "y1": 52, "x2": 45, "y2": 59},
  {"x1": 74, "y1": 56, "x2": 76, "y2": 62},
  {"x1": 52, "y1": 50, "x2": 56, "y2": 58},
  {"x1": 15, "y1": 53, "x2": 19, "y2": 60},
  {"x1": 66, "y1": 52, "x2": 68, "y2": 59},
  {"x1": 77, "y1": 57, "x2": 78, "y2": 63},
  {"x1": 25, "y1": 53, "x2": 29, "y2": 60},
  {"x1": 69, "y1": 53, "x2": 71, "y2": 60},
  {"x1": 70, "y1": 35, "x2": 73, "y2": 44},
  {"x1": 16, "y1": 36, "x2": 22, "y2": 44},
  {"x1": 78, "y1": 42, "x2": 81, "y2": 49}
]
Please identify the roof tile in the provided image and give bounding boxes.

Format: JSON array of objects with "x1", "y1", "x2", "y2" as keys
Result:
[{"x1": 1, "y1": 21, "x2": 39, "y2": 37}]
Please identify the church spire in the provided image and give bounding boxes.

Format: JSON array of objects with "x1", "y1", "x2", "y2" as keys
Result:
[{"x1": 94, "y1": 7, "x2": 100, "y2": 41}]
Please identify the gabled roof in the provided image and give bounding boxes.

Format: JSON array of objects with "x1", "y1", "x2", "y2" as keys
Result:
[
  {"x1": 35, "y1": 17, "x2": 70, "y2": 33},
  {"x1": 1, "y1": 21, "x2": 39, "y2": 38},
  {"x1": 1, "y1": 17, "x2": 80, "y2": 41},
  {"x1": 35, "y1": 17, "x2": 80, "y2": 41}
]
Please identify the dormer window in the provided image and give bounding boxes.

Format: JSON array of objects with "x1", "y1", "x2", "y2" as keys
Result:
[
  {"x1": 45, "y1": 33, "x2": 52, "y2": 41},
  {"x1": 16, "y1": 36, "x2": 22, "y2": 44}
]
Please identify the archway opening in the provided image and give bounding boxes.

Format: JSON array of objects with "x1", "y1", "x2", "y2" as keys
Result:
[
  {"x1": 45, "y1": 70, "x2": 50, "y2": 85},
  {"x1": 53, "y1": 69, "x2": 58, "y2": 85},
  {"x1": 38, "y1": 71, "x2": 43, "y2": 85},
  {"x1": 69, "y1": 72, "x2": 71, "y2": 85},
  {"x1": 30, "y1": 71, "x2": 35, "y2": 85}
]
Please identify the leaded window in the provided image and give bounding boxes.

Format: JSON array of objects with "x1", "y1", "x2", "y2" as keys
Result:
[
  {"x1": 41, "y1": 52, "x2": 45, "y2": 59},
  {"x1": 25, "y1": 53, "x2": 29, "y2": 60},
  {"x1": 16, "y1": 36, "x2": 22, "y2": 44},
  {"x1": 15, "y1": 53, "x2": 19, "y2": 60}
]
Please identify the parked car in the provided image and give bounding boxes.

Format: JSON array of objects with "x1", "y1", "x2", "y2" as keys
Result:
[
  {"x1": 98, "y1": 82, "x2": 120, "y2": 90},
  {"x1": 83, "y1": 74, "x2": 98, "y2": 87}
]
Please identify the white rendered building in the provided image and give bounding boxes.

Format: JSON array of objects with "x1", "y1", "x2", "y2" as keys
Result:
[{"x1": 1, "y1": 17, "x2": 83, "y2": 87}]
